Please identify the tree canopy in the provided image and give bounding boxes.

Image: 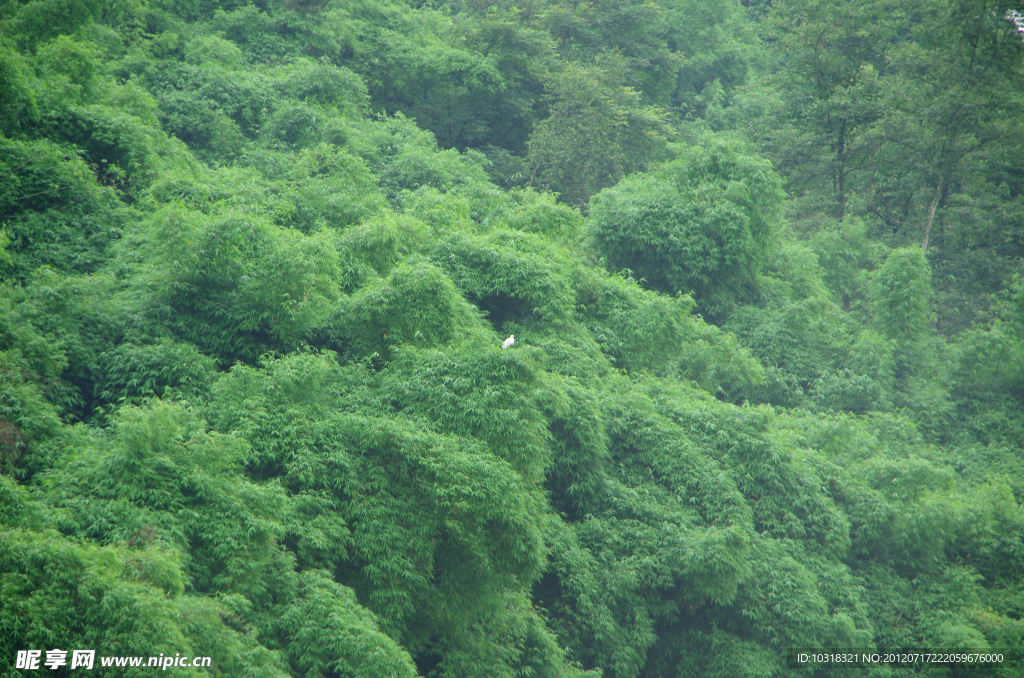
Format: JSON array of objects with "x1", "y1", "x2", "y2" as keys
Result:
[{"x1": 2, "y1": 0, "x2": 1024, "y2": 677}]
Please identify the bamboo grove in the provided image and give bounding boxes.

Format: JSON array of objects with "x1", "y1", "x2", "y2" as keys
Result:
[{"x1": 1, "y1": 0, "x2": 1024, "y2": 676}]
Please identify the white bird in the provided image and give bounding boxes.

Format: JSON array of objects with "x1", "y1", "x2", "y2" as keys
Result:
[{"x1": 502, "y1": 334, "x2": 515, "y2": 350}]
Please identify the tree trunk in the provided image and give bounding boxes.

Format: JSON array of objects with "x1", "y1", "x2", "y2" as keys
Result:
[
  {"x1": 921, "y1": 177, "x2": 943, "y2": 252},
  {"x1": 837, "y1": 120, "x2": 847, "y2": 218}
]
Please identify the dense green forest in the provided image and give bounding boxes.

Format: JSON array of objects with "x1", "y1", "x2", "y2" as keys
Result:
[{"x1": 2, "y1": 0, "x2": 1024, "y2": 675}]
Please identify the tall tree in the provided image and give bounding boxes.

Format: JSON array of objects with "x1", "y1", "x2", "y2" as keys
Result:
[
  {"x1": 760, "y1": 0, "x2": 901, "y2": 216},
  {"x1": 526, "y1": 61, "x2": 670, "y2": 208},
  {"x1": 873, "y1": 0, "x2": 1024, "y2": 250}
]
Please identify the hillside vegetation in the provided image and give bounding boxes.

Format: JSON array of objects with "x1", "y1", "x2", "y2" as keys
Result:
[{"x1": 2, "y1": 0, "x2": 1024, "y2": 676}]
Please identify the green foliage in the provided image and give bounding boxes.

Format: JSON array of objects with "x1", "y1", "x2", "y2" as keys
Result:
[
  {"x1": 0, "y1": 42, "x2": 39, "y2": 132},
  {"x1": 338, "y1": 258, "x2": 487, "y2": 358},
  {"x1": 501, "y1": 189, "x2": 584, "y2": 242},
  {"x1": 432, "y1": 228, "x2": 576, "y2": 329},
  {"x1": 3, "y1": 270, "x2": 122, "y2": 422},
  {"x1": 1, "y1": 1, "x2": 1022, "y2": 677},
  {"x1": 0, "y1": 526, "x2": 286, "y2": 678},
  {"x1": 811, "y1": 216, "x2": 880, "y2": 308},
  {"x1": 659, "y1": 0, "x2": 759, "y2": 120},
  {"x1": 526, "y1": 62, "x2": 672, "y2": 208},
  {"x1": 351, "y1": 3, "x2": 517, "y2": 150},
  {"x1": 96, "y1": 338, "x2": 217, "y2": 404},
  {"x1": 589, "y1": 137, "x2": 785, "y2": 316},
  {"x1": 202, "y1": 351, "x2": 576, "y2": 677},
  {"x1": 0, "y1": 136, "x2": 128, "y2": 277},
  {"x1": 576, "y1": 268, "x2": 762, "y2": 394},
  {"x1": 0, "y1": 408, "x2": 291, "y2": 677},
  {"x1": 278, "y1": 570, "x2": 418, "y2": 678},
  {"x1": 334, "y1": 211, "x2": 429, "y2": 288},
  {"x1": 271, "y1": 59, "x2": 368, "y2": 115},
  {"x1": 870, "y1": 247, "x2": 932, "y2": 344},
  {"x1": 539, "y1": 0, "x2": 680, "y2": 105},
  {"x1": 382, "y1": 342, "x2": 553, "y2": 480},
  {"x1": 0, "y1": 0, "x2": 108, "y2": 51},
  {"x1": 277, "y1": 143, "x2": 386, "y2": 232},
  {"x1": 348, "y1": 113, "x2": 493, "y2": 204},
  {"x1": 183, "y1": 34, "x2": 244, "y2": 69},
  {"x1": 129, "y1": 203, "x2": 342, "y2": 362},
  {"x1": 0, "y1": 293, "x2": 65, "y2": 469}
]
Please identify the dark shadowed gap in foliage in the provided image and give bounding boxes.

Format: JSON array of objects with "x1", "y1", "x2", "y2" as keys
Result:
[
  {"x1": 0, "y1": 418, "x2": 27, "y2": 469},
  {"x1": 304, "y1": 327, "x2": 356, "y2": 366},
  {"x1": 471, "y1": 292, "x2": 530, "y2": 332},
  {"x1": 544, "y1": 419, "x2": 587, "y2": 522},
  {"x1": 532, "y1": 570, "x2": 563, "y2": 616},
  {"x1": 414, "y1": 647, "x2": 443, "y2": 678},
  {"x1": 544, "y1": 473, "x2": 581, "y2": 522}
]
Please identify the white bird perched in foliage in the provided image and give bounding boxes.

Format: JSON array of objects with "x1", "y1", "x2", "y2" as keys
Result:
[{"x1": 502, "y1": 335, "x2": 515, "y2": 350}]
